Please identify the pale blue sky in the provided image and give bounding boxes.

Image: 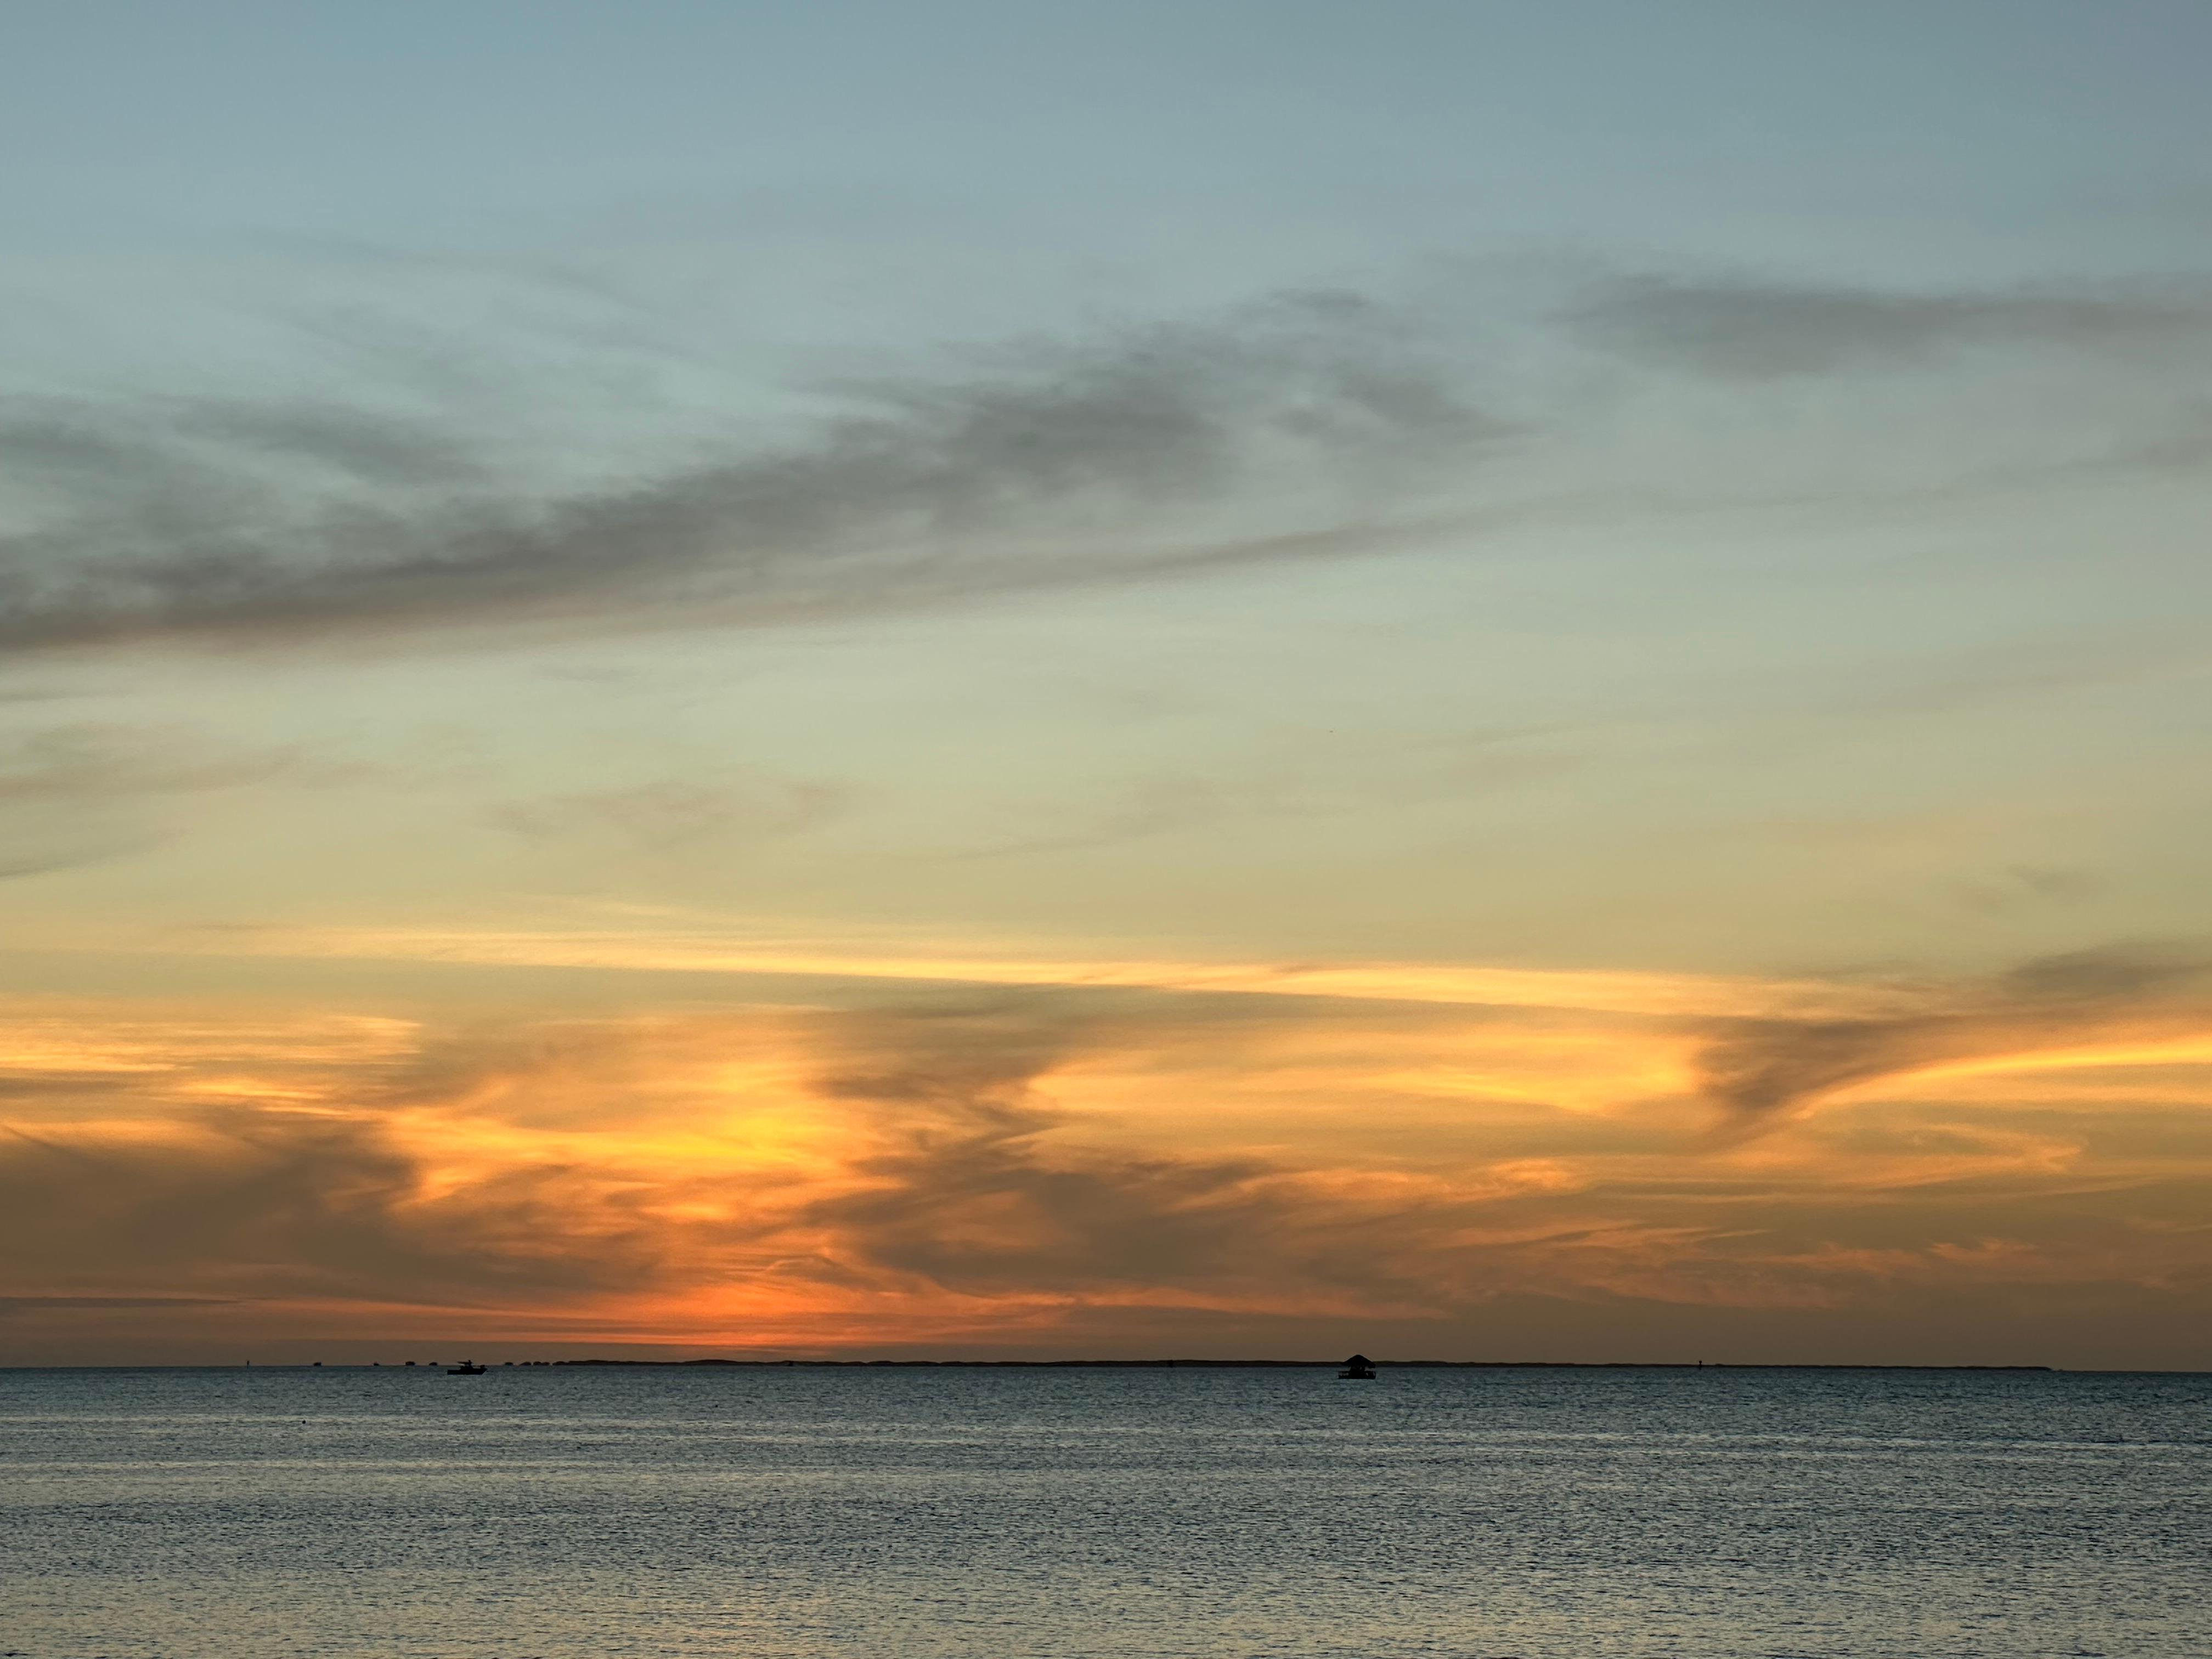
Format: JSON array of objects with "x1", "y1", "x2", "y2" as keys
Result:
[
  {"x1": 4, "y1": 0, "x2": 2211, "y2": 974},
  {"x1": 7, "y1": 1, "x2": 2212, "y2": 275}
]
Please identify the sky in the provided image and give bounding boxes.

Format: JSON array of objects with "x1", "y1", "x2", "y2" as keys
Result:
[{"x1": 4, "y1": 1, "x2": 2212, "y2": 1367}]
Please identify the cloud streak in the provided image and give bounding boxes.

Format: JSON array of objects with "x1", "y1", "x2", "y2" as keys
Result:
[
  {"x1": 0, "y1": 292, "x2": 1500, "y2": 651},
  {"x1": 1567, "y1": 274, "x2": 2212, "y2": 378},
  {"x1": 9, "y1": 264, "x2": 2212, "y2": 658},
  {"x1": 487, "y1": 771, "x2": 850, "y2": 848},
  {"x1": 149, "y1": 914, "x2": 1903, "y2": 1019},
  {"x1": 1694, "y1": 946, "x2": 2212, "y2": 1138},
  {"x1": 0, "y1": 721, "x2": 359, "y2": 879}
]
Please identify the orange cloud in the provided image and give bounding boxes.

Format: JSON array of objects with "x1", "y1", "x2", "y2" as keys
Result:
[{"x1": 3, "y1": 944, "x2": 2210, "y2": 1367}]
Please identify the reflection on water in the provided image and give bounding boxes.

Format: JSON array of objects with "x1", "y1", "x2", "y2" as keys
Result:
[{"x1": 2, "y1": 1365, "x2": 2206, "y2": 1657}]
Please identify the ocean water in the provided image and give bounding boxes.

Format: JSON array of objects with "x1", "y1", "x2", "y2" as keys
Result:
[{"x1": 1, "y1": 1364, "x2": 2205, "y2": 1659}]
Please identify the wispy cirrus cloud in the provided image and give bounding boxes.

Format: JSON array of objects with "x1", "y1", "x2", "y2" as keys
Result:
[
  {"x1": 133, "y1": 912, "x2": 1903, "y2": 1019},
  {"x1": 0, "y1": 721, "x2": 357, "y2": 879},
  {"x1": 0, "y1": 290, "x2": 1503, "y2": 651},
  {"x1": 1565, "y1": 274, "x2": 2212, "y2": 378},
  {"x1": 486, "y1": 771, "x2": 851, "y2": 848},
  {"x1": 12, "y1": 262, "x2": 2212, "y2": 657},
  {"x1": 0, "y1": 722, "x2": 336, "y2": 801}
]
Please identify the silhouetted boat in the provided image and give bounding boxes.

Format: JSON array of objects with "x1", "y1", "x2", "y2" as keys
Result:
[
  {"x1": 1337, "y1": 1353, "x2": 1376, "y2": 1380},
  {"x1": 446, "y1": 1362, "x2": 486, "y2": 1375}
]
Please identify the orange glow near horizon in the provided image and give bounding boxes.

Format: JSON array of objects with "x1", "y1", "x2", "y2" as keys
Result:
[{"x1": 5, "y1": 933, "x2": 2210, "y2": 1366}]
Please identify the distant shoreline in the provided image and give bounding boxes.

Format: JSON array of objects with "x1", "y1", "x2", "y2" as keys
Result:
[
  {"x1": 20, "y1": 1358, "x2": 2163, "y2": 1372},
  {"x1": 543, "y1": 1358, "x2": 2062, "y2": 1370}
]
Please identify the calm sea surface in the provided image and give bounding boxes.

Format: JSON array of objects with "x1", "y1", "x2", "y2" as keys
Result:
[{"x1": 2, "y1": 1364, "x2": 2205, "y2": 1658}]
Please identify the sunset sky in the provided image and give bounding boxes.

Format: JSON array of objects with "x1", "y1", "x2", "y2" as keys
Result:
[{"x1": 5, "y1": 1, "x2": 2212, "y2": 1367}]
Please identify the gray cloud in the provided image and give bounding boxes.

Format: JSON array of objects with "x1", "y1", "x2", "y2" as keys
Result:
[
  {"x1": 0, "y1": 1295, "x2": 236, "y2": 1311},
  {"x1": 803, "y1": 995, "x2": 1099, "y2": 1109},
  {"x1": 800, "y1": 998, "x2": 1271, "y2": 1293},
  {"x1": 487, "y1": 771, "x2": 850, "y2": 847},
  {"x1": 1568, "y1": 274, "x2": 2212, "y2": 379},
  {"x1": 0, "y1": 291, "x2": 1502, "y2": 651},
  {"x1": 803, "y1": 1103, "x2": 1289, "y2": 1297},
  {"x1": 0, "y1": 842, "x2": 140, "y2": 881},
  {"x1": 1694, "y1": 945, "x2": 2212, "y2": 1138},
  {"x1": 173, "y1": 400, "x2": 494, "y2": 487},
  {"x1": 14, "y1": 265, "x2": 2212, "y2": 659},
  {"x1": 787, "y1": 997, "x2": 1454, "y2": 1308},
  {"x1": 942, "y1": 724, "x2": 1580, "y2": 860},
  {"x1": 0, "y1": 722, "x2": 357, "y2": 879},
  {"x1": 0, "y1": 722, "x2": 334, "y2": 801},
  {"x1": 0, "y1": 1103, "x2": 668, "y2": 1306}
]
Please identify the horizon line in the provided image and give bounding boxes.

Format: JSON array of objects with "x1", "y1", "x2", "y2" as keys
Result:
[{"x1": 3, "y1": 1358, "x2": 2147, "y2": 1373}]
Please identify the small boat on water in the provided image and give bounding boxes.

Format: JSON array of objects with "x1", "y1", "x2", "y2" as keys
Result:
[
  {"x1": 446, "y1": 1361, "x2": 486, "y2": 1375},
  {"x1": 1337, "y1": 1353, "x2": 1377, "y2": 1380}
]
